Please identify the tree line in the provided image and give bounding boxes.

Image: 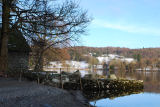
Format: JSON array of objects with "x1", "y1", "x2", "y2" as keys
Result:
[{"x1": 66, "y1": 46, "x2": 160, "y2": 70}]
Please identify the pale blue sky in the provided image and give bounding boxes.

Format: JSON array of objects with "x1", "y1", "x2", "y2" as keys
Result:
[{"x1": 77, "y1": 0, "x2": 160, "y2": 49}]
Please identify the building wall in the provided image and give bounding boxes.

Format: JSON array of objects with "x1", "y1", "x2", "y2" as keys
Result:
[{"x1": 8, "y1": 52, "x2": 29, "y2": 71}]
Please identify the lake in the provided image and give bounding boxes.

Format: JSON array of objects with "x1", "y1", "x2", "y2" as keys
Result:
[{"x1": 88, "y1": 71, "x2": 160, "y2": 107}]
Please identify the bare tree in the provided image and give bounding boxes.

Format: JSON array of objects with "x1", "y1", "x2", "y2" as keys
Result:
[
  {"x1": 19, "y1": 1, "x2": 90, "y2": 72},
  {"x1": 0, "y1": 0, "x2": 91, "y2": 74}
]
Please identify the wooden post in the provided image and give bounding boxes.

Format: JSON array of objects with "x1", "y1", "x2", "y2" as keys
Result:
[
  {"x1": 19, "y1": 59, "x2": 25, "y2": 82},
  {"x1": 97, "y1": 79, "x2": 100, "y2": 91},
  {"x1": 19, "y1": 66, "x2": 22, "y2": 82},
  {"x1": 37, "y1": 75, "x2": 40, "y2": 84},
  {"x1": 60, "y1": 68, "x2": 63, "y2": 89},
  {"x1": 79, "y1": 75, "x2": 83, "y2": 90}
]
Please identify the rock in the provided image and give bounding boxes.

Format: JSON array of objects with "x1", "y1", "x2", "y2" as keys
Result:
[
  {"x1": 52, "y1": 76, "x2": 70, "y2": 83},
  {"x1": 108, "y1": 74, "x2": 117, "y2": 80},
  {"x1": 52, "y1": 78, "x2": 60, "y2": 83},
  {"x1": 42, "y1": 104, "x2": 53, "y2": 107}
]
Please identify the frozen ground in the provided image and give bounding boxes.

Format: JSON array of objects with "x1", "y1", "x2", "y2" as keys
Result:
[{"x1": 0, "y1": 77, "x2": 88, "y2": 107}]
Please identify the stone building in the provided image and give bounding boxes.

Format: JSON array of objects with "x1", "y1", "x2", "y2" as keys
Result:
[{"x1": 0, "y1": 28, "x2": 31, "y2": 71}]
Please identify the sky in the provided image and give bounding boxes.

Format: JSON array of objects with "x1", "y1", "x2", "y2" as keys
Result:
[
  {"x1": 1, "y1": 0, "x2": 160, "y2": 49},
  {"x1": 76, "y1": 0, "x2": 160, "y2": 49}
]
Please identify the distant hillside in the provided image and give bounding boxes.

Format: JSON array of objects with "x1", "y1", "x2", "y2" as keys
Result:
[{"x1": 67, "y1": 46, "x2": 160, "y2": 60}]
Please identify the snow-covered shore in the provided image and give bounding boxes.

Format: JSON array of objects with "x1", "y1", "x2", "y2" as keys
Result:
[{"x1": 0, "y1": 77, "x2": 89, "y2": 107}]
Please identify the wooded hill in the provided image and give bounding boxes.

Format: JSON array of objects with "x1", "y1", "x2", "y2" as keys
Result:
[{"x1": 67, "y1": 46, "x2": 160, "y2": 60}]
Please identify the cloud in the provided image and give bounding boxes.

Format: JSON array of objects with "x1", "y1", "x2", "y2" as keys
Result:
[{"x1": 92, "y1": 19, "x2": 160, "y2": 36}]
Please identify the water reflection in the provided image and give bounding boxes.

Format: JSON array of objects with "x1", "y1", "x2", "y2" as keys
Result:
[
  {"x1": 117, "y1": 71, "x2": 160, "y2": 93},
  {"x1": 90, "y1": 92, "x2": 160, "y2": 107},
  {"x1": 91, "y1": 70, "x2": 160, "y2": 93},
  {"x1": 84, "y1": 71, "x2": 160, "y2": 107},
  {"x1": 83, "y1": 89, "x2": 143, "y2": 102}
]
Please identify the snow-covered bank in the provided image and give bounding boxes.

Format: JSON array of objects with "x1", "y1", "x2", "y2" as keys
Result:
[
  {"x1": 0, "y1": 77, "x2": 89, "y2": 107},
  {"x1": 49, "y1": 61, "x2": 89, "y2": 69}
]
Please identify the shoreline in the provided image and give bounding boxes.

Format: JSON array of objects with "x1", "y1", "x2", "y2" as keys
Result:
[{"x1": 0, "y1": 77, "x2": 89, "y2": 107}]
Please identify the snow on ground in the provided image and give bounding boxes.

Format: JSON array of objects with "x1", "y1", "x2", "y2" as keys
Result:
[
  {"x1": 97, "y1": 54, "x2": 134, "y2": 63},
  {"x1": 122, "y1": 58, "x2": 134, "y2": 63},
  {"x1": 0, "y1": 78, "x2": 87, "y2": 107},
  {"x1": 97, "y1": 57, "x2": 110, "y2": 64},
  {"x1": 49, "y1": 61, "x2": 89, "y2": 69},
  {"x1": 46, "y1": 54, "x2": 134, "y2": 73}
]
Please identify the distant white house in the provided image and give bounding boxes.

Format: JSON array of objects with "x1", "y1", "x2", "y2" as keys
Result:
[
  {"x1": 97, "y1": 54, "x2": 134, "y2": 64},
  {"x1": 121, "y1": 58, "x2": 134, "y2": 63},
  {"x1": 97, "y1": 57, "x2": 110, "y2": 64}
]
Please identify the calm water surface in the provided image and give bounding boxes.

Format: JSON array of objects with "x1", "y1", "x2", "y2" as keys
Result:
[{"x1": 88, "y1": 71, "x2": 160, "y2": 107}]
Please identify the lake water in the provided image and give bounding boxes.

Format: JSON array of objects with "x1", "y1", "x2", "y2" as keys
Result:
[{"x1": 88, "y1": 71, "x2": 160, "y2": 107}]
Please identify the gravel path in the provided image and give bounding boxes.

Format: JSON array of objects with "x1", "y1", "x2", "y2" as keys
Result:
[{"x1": 0, "y1": 78, "x2": 89, "y2": 107}]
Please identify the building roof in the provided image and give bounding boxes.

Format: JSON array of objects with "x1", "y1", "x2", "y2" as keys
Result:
[{"x1": 0, "y1": 28, "x2": 31, "y2": 52}]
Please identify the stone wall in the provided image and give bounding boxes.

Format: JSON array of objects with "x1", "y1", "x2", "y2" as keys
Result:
[{"x1": 8, "y1": 52, "x2": 29, "y2": 71}]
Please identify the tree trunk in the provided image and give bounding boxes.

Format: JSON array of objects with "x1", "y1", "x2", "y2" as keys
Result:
[
  {"x1": 0, "y1": 0, "x2": 10, "y2": 75},
  {"x1": 34, "y1": 47, "x2": 44, "y2": 72},
  {"x1": 34, "y1": 53, "x2": 44, "y2": 72},
  {"x1": 34, "y1": 48, "x2": 44, "y2": 84}
]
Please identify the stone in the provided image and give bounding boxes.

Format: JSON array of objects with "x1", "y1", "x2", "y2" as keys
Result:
[{"x1": 108, "y1": 74, "x2": 117, "y2": 80}]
